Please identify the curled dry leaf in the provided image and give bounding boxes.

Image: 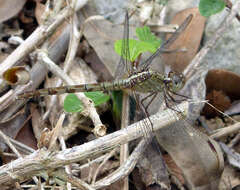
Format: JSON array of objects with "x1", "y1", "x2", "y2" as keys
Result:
[
  {"x1": 162, "y1": 8, "x2": 206, "y2": 73},
  {"x1": 2, "y1": 66, "x2": 30, "y2": 85},
  {"x1": 203, "y1": 69, "x2": 240, "y2": 117},
  {"x1": 0, "y1": 0, "x2": 26, "y2": 23}
]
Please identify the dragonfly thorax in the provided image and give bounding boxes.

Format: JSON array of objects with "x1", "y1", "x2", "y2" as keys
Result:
[{"x1": 128, "y1": 70, "x2": 185, "y2": 94}]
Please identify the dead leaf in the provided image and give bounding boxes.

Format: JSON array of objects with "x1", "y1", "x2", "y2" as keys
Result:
[
  {"x1": 203, "y1": 90, "x2": 231, "y2": 117},
  {"x1": 162, "y1": 8, "x2": 206, "y2": 73},
  {"x1": 203, "y1": 69, "x2": 240, "y2": 117},
  {"x1": 0, "y1": 0, "x2": 26, "y2": 23},
  {"x1": 205, "y1": 69, "x2": 240, "y2": 100},
  {"x1": 2, "y1": 66, "x2": 30, "y2": 85},
  {"x1": 15, "y1": 121, "x2": 37, "y2": 151},
  {"x1": 164, "y1": 154, "x2": 185, "y2": 185},
  {"x1": 30, "y1": 103, "x2": 45, "y2": 141}
]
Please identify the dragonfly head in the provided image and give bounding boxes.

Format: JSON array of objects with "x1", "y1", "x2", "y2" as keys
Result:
[{"x1": 165, "y1": 71, "x2": 185, "y2": 92}]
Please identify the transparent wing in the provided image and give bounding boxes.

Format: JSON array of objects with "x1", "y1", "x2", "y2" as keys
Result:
[
  {"x1": 114, "y1": 11, "x2": 133, "y2": 79},
  {"x1": 139, "y1": 14, "x2": 193, "y2": 71}
]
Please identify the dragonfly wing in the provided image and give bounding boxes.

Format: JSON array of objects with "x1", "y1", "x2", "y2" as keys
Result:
[
  {"x1": 139, "y1": 14, "x2": 193, "y2": 71},
  {"x1": 154, "y1": 86, "x2": 224, "y2": 189},
  {"x1": 114, "y1": 11, "x2": 133, "y2": 79}
]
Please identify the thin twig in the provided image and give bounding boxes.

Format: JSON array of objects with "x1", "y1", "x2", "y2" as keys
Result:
[
  {"x1": 43, "y1": 13, "x2": 81, "y2": 121},
  {"x1": 93, "y1": 139, "x2": 147, "y2": 189},
  {"x1": 91, "y1": 147, "x2": 117, "y2": 184},
  {"x1": 54, "y1": 169, "x2": 96, "y2": 190},
  {"x1": 0, "y1": 130, "x2": 21, "y2": 158},
  {"x1": 224, "y1": 0, "x2": 240, "y2": 22},
  {"x1": 48, "y1": 113, "x2": 65, "y2": 150},
  {"x1": 211, "y1": 122, "x2": 240, "y2": 140},
  {"x1": 120, "y1": 93, "x2": 129, "y2": 190},
  {"x1": 59, "y1": 135, "x2": 72, "y2": 190},
  {"x1": 8, "y1": 138, "x2": 35, "y2": 154}
]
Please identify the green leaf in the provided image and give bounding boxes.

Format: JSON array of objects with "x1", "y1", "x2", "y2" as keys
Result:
[
  {"x1": 85, "y1": 91, "x2": 110, "y2": 107},
  {"x1": 136, "y1": 26, "x2": 161, "y2": 49},
  {"x1": 64, "y1": 94, "x2": 83, "y2": 113},
  {"x1": 199, "y1": 0, "x2": 225, "y2": 17},
  {"x1": 114, "y1": 39, "x2": 158, "y2": 62},
  {"x1": 63, "y1": 92, "x2": 110, "y2": 113}
]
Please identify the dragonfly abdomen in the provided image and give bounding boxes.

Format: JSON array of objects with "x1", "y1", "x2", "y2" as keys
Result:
[{"x1": 17, "y1": 80, "x2": 131, "y2": 99}]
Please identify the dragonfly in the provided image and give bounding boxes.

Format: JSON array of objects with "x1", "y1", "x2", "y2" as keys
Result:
[
  {"x1": 17, "y1": 14, "x2": 192, "y2": 101},
  {"x1": 16, "y1": 11, "x2": 193, "y2": 184},
  {"x1": 11, "y1": 11, "x2": 226, "y2": 189},
  {"x1": 16, "y1": 11, "x2": 192, "y2": 151}
]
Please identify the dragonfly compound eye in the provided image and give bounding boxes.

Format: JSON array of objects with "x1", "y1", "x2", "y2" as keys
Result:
[{"x1": 170, "y1": 73, "x2": 185, "y2": 92}]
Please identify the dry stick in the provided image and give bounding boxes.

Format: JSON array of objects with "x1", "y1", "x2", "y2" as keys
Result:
[
  {"x1": 78, "y1": 154, "x2": 112, "y2": 170},
  {"x1": 92, "y1": 139, "x2": 147, "y2": 189},
  {"x1": 54, "y1": 170, "x2": 96, "y2": 190},
  {"x1": 21, "y1": 184, "x2": 77, "y2": 189},
  {"x1": 59, "y1": 136, "x2": 72, "y2": 190},
  {"x1": 0, "y1": 102, "x2": 188, "y2": 186},
  {"x1": 59, "y1": 139, "x2": 143, "y2": 190},
  {"x1": 0, "y1": 130, "x2": 22, "y2": 158},
  {"x1": 55, "y1": 13, "x2": 80, "y2": 190},
  {"x1": 184, "y1": 0, "x2": 240, "y2": 79},
  {"x1": 120, "y1": 93, "x2": 129, "y2": 190},
  {"x1": 0, "y1": 0, "x2": 88, "y2": 79},
  {"x1": 224, "y1": 0, "x2": 240, "y2": 22},
  {"x1": 0, "y1": 82, "x2": 32, "y2": 114},
  {"x1": 53, "y1": 0, "x2": 65, "y2": 14},
  {"x1": 38, "y1": 51, "x2": 105, "y2": 136},
  {"x1": 211, "y1": 122, "x2": 240, "y2": 140},
  {"x1": 43, "y1": 13, "x2": 81, "y2": 121},
  {"x1": 0, "y1": 130, "x2": 39, "y2": 185},
  {"x1": 48, "y1": 113, "x2": 65, "y2": 150},
  {"x1": 91, "y1": 147, "x2": 118, "y2": 184},
  {"x1": 8, "y1": 138, "x2": 35, "y2": 154},
  {"x1": 228, "y1": 133, "x2": 240, "y2": 148},
  {"x1": 0, "y1": 90, "x2": 13, "y2": 106}
]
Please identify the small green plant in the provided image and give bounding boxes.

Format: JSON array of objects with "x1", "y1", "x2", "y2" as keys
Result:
[
  {"x1": 64, "y1": 26, "x2": 161, "y2": 113},
  {"x1": 114, "y1": 26, "x2": 161, "y2": 62},
  {"x1": 64, "y1": 92, "x2": 110, "y2": 113},
  {"x1": 199, "y1": 0, "x2": 226, "y2": 17}
]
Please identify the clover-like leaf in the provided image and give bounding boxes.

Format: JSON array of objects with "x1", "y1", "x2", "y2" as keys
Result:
[
  {"x1": 115, "y1": 39, "x2": 158, "y2": 62},
  {"x1": 199, "y1": 0, "x2": 225, "y2": 17},
  {"x1": 64, "y1": 92, "x2": 110, "y2": 113},
  {"x1": 136, "y1": 26, "x2": 161, "y2": 49}
]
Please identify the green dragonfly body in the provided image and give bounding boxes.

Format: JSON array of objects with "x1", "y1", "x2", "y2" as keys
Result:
[{"x1": 17, "y1": 69, "x2": 185, "y2": 99}]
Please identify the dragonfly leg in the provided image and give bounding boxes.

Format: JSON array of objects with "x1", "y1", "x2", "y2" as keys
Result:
[
  {"x1": 166, "y1": 90, "x2": 183, "y2": 104},
  {"x1": 133, "y1": 91, "x2": 153, "y2": 137},
  {"x1": 168, "y1": 89, "x2": 190, "y2": 101},
  {"x1": 141, "y1": 92, "x2": 158, "y2": 111},
  {"x1": 163, "y1": 89, "x2": 182, "y2": 113}
]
